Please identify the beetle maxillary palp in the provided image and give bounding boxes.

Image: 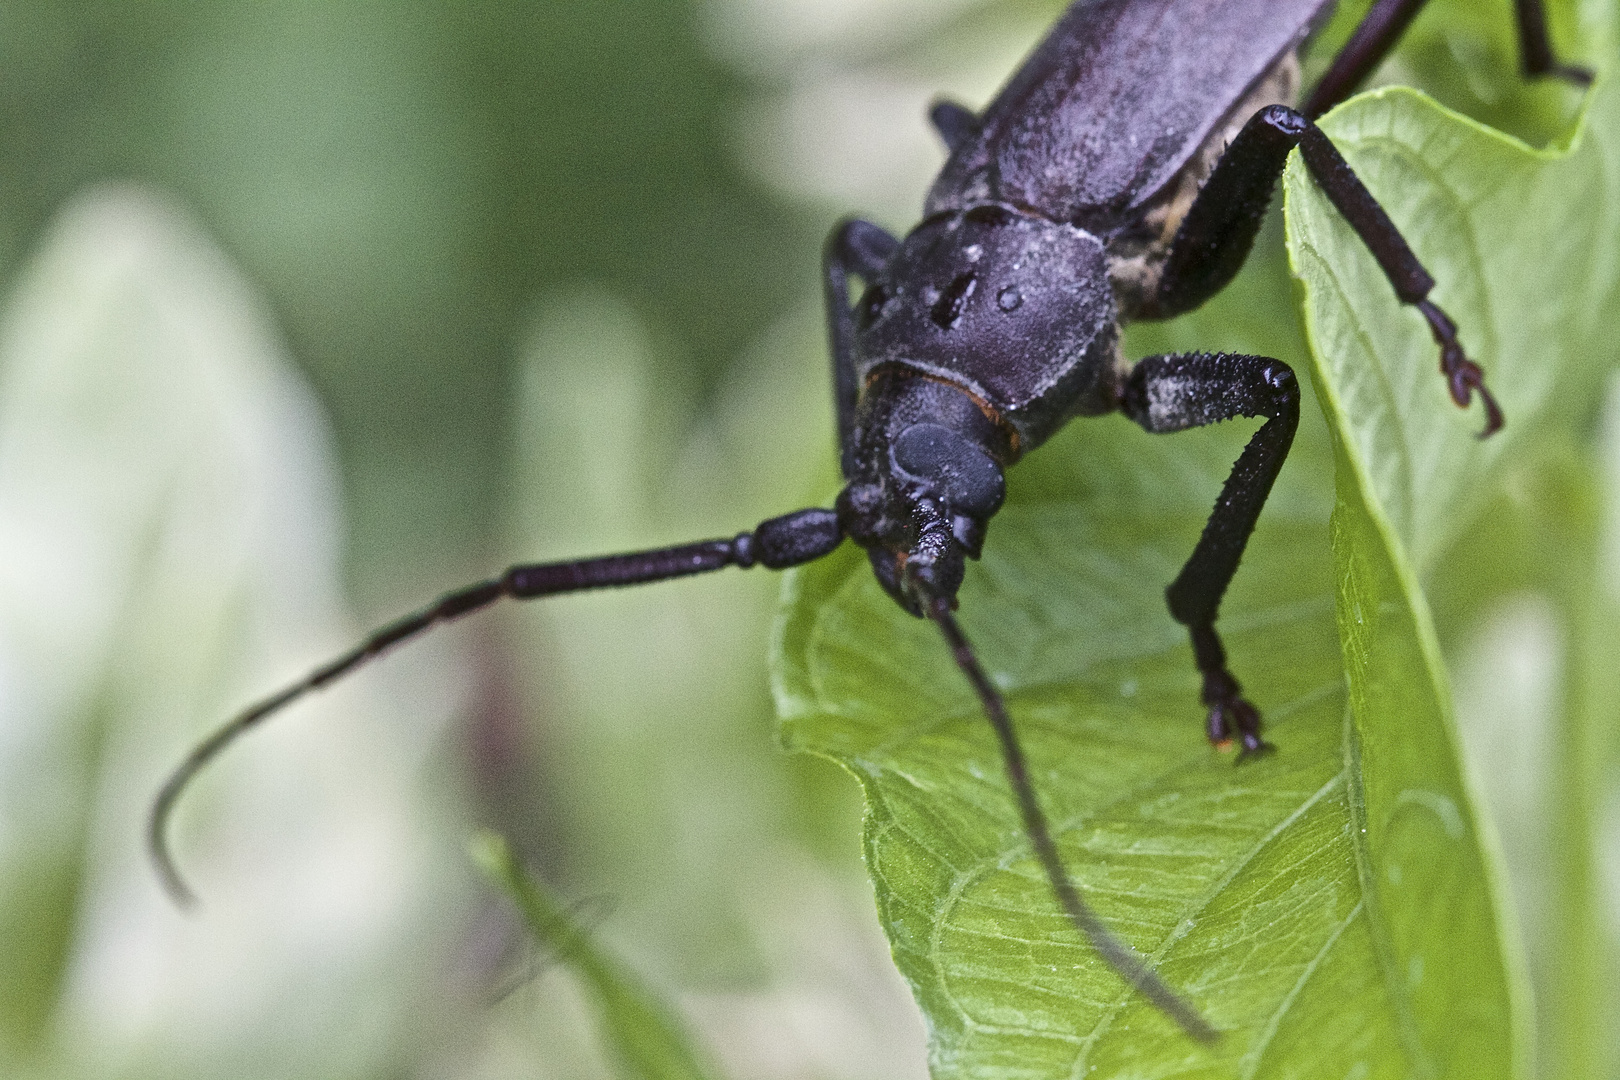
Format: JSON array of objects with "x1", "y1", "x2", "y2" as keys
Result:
[{"x1": 898, "y1": 498, "x2": 965, "y2": 613}]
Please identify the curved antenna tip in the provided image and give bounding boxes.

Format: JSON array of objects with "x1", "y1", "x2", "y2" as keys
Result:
[{"x1": 149, "y1": 771, "x2": 202, "y2": 909}]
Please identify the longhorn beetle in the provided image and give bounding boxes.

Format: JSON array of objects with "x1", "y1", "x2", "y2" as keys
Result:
[{"x1": 150, "y1": 0, "x2": 1591, "y2": 1042}]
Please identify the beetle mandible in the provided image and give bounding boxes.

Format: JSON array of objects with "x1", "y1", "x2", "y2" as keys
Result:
[{"x1": 149, "y1": 0, "x2": 1591, "y2": 1041}]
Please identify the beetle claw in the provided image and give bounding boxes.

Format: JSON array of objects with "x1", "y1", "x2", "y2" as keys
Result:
[
  {"x1": 1236, "y1": 738, "x2": 1277, "y2": 763},
  {"x1": 1419, "y1": 299, "x2": 1503, "y2": 437},
  {"x1": 1202, "y1": 670, "x2": 1268, "y2": 756}
]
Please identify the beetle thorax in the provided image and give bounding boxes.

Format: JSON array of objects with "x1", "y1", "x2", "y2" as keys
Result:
[{"x1": 850, "y1": 204, "x2": 1121, "y2": 454}]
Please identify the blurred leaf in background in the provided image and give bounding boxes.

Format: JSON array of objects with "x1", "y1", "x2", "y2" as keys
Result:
[
  {"x1": 0, "y1": 2, "x2": 922, "y2": 1079},
  {"x1": 473, "y1": 830, "x2": 718, "y2": 1080},
  {"x1": 0, "y1": 187, "x2": 469, "y2": 1078}
]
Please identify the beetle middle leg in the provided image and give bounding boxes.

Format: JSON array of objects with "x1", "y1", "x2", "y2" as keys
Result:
[
  {"x1": 1119, "y1": 352, "x2": 1301, "y2": 755},
  {"x1": 1149, "y1": 102, "x2": 1502, "y2": 436}
]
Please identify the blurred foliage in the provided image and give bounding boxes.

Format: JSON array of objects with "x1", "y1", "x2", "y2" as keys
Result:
[
  {"x1": 0, "y1": 186, "x2": 467, "y2": 1080},
  {"x1": 0, "y1": 0, "x2": 820, "y2": 607},
  {"x1": 0, "y1": 1, "x2": 1614, "y2": 1079},
  {"x1": 473, "y1": 830, "x2": 717, "y2": 1080}
]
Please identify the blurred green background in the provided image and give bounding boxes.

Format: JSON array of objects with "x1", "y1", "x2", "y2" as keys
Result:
[
  {"x1": 0, "y1": 1, "x2": 1609, "y2": 1078},
  {"x1": 0, "y1": 0, "x2": 826, "y2": 603}
]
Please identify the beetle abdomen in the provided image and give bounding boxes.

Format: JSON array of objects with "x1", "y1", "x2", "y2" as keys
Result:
[{"x1": 925, "y1": 0, "x2": 1328, "y2": 232}]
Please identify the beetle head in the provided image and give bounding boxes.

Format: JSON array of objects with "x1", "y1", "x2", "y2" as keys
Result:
[{"x1": 838, "y1": 376, "x2": 1007, "y2": 615}]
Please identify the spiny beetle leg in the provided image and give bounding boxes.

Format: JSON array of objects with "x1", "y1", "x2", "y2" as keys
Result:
[
  {"x1": 1120, "y1": 352, "x2": 1300, "y2": 757},
  {"x1": 823, "y1": 219, "x2": 899, "y2": 476},
  {"x1": 1155, "y1": 103, "x2": 1501, "y2": 436}
]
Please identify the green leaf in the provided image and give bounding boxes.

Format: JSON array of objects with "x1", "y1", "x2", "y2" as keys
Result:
[
  {"x1": 770, "y1": 64, "x2": 1616, "y2": 1080},
  {"x1": 777, "y1": 415, "x2": 1391, "y2": 1076},
  {"x1": 1289, "y1": 84, "x2": 1620, "y2": 574},
  {"x1": 1288, "y1": 80, "x2": 1620, "y2": 1080},
  {"x1": 471, "y1": 831, "x2": 718, "y2": 1080}
]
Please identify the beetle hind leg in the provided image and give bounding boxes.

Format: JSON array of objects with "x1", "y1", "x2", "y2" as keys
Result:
[
  {"x1": 1304, "y1": 0, "x2": 1592, "y2": 119},
  {"x1": 1120, "y1": 352, "x2": 1300, "y2": 756}
]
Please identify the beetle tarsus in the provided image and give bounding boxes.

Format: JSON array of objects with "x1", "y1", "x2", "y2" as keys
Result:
[
  {"x1": 1199, "y1": 651, "x2": 1273, "y2": 759},
  {"x1": 1202, "y1": 668, "x2": 1270, "y2": 758},
  {"x1": 1417, "y1": 299, "x2": 1503, "y2": 437}
]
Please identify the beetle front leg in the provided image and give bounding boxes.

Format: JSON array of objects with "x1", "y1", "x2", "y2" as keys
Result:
[
  {"x1": 927, "y1": 99, "x2": 978, "y2": 152},
  {"x1": 1153, "y1": 103, "x2": 1502, "y2": 436},
  {"x1": 1120, "y1": 352, "x2": 1300, "y2": 755},
  {"x1": 823, "y1": 219, "x2": 899, "y2": 476}
]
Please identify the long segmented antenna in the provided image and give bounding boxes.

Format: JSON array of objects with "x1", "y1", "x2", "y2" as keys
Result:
[
  {"x1": 927, "y1": 598, "x2": 1218, "y2": 1044},
  {"x1": 149, "y1": 509, "x2": 844, "y2": 906}
]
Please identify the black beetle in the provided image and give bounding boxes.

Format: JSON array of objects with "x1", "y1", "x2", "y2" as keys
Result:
[{"x1": 150, "y1": 0, "x2": 1590, "y2": 1040}]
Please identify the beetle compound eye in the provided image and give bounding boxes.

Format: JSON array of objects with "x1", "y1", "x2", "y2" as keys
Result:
[
  {"x1": 930, "y1": 272, "x2": 978, "y2": 329},
  {"x1": 891, "y1": 422, "x2": 1005, "y2": 519}
]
